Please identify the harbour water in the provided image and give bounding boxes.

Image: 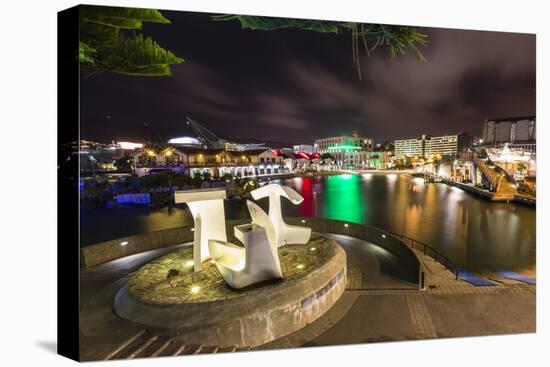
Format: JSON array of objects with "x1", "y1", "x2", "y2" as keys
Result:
[{"x1": 81, "y1": 173, "x2": 536, "y2": 271}]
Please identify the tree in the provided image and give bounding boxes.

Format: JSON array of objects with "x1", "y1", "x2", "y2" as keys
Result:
[
  {"x1": 234, "y1": 178, "x2": 259, "y2": 199},
  {"x1": 191, "y1": 175, "x2": 203, "y2": 188},
  {"x1": 213, "y1": 15, "x2": 428, "y2": 80},
  {"x1": 114, "y1": 156, "x2": 133, "y2": 172},
  {"x1": 220, "y1": 173, "x2": 233, "y2": 182},
  {"x1": 79, "y1": 5, "x2": 183, "y2": 76}
]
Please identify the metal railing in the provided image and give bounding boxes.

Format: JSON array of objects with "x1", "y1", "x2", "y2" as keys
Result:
[
  {"x1": 387, "y1": 231, "x2": 460, "y2": 280},
  {"x1": 286, "y1": 217, "x2": 462, "y2": 284}
]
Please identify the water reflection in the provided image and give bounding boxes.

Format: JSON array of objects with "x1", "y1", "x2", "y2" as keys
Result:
[
  {"x1": 81, "y1": 174, "x2": 536, "y2": 271},
  {"x1": 324, "y1": 174, "x2": 365, "y2": 224},
  {"x1": 297, "y1": 177, "x2": 315, "y2": 217},
  {"x1": 281, "y1": 174, "x2": 534, "y2": 271}
]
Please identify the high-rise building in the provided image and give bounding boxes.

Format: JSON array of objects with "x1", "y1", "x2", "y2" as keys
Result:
[
  {"x1": 425, "y1": 135, "x2": 459, "y2": 157},
  {"x1": 314, "y1": 132, "x2": 373, "y2": 169},
  {"x1": 395, "y1": 136, "x2": 426, "y2": 158},
  {"x1": 394, "y1": 133, "x2": 472, "y2": 159}
]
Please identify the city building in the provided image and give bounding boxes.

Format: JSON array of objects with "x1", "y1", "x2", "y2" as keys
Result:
[
  {"x1": 314, "y1": 132, "x2": 374, "y2": 169},
  {"x1": 368, "y1": 143, "x2": 395, "y2": 169},
  {"x1": 394, "y1": 136, "x2": 425, "y2": 159},
  {"x1": 133, "y1": 146, "x2": 287, "y2": 178},
  {"x1": 292, "y1": 144, "x2": 314, "y2": 154},
  {"x1": 224, "y1": 142, "x2": 269, "y2": 152},
  {"x1": 133, "y1": 146, "x2": 187, "y2": 176},
  {"x1": 485, "y1": 143, "x2": 536, "y2": 179},
  {"x1": 482, "y1": 116, "x2": 536, "y2": 152},
  {"x1": 395, "y1": 133, "x2": 472, "y2": 159},
  {"x1": 77, "y1": 140, "x2": 141, "y2": 175}
]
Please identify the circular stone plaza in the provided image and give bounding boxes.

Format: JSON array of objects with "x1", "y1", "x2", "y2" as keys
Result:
[{"x1": 80, "y1": 217, "x2": 535, "y2": 361}]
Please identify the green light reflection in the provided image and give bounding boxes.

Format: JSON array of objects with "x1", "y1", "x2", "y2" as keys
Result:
[{"x1": 324, "y1": 174, "x2": 365, "y2": 223}]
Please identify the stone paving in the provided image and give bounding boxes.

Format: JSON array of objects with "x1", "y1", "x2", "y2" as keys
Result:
[
  {"x1": 128, "y1": 234, "x2": 334, "y2": 304},
  {"x1": 253, "y1": 237, "x2": 536, "y2": 350},
  {"x1": 80, "y1": 232, "x2": 536, "y2": 359},
  {"x1": 346, "y1": 263, "x2": 363, "y2": 289},
  {"x1": 405, "y1": 294, "x2": 438, "y2": 339},
  {"x1": 257, "y1": 292, "x2": 361, "y2": 350}
]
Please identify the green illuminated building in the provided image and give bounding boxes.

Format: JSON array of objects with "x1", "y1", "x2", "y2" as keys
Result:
[{"x1": 314, "y1": 132, "x2": 373, "y2": 169}]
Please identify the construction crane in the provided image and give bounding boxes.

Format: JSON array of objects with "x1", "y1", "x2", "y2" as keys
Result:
[{"x1": 186, "y1": 117, "x2": 225, "y2": 149}]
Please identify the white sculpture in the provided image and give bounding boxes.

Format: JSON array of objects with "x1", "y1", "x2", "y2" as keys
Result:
[
  {"x1": 174, "y1": 184, "x2": 311, "y2": 288},
  {"x1": 174, "y1": 189, "x2": 227, "y2": 272},
  {"x1": 250, "y1": 184, "x2": 312, "y2": 246},
  {"x1": 208, "y1": 201, "x2": 283, "y2": 289}
]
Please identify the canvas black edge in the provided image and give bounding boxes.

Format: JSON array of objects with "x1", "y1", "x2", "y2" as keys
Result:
[{"x1": 57, "y1": 4, "x2": 81, "y2": 362}]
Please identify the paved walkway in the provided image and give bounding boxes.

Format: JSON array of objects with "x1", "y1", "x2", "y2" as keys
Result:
[
  {"x1": 79, "y1": 233, "x2": 535, "y2": 360},
  {"x1": 257, "y1": 236, "x2": 535, "y2": 351},
  {"x1": 327, "y1": 233, "x2": 418, "y2": 289}
]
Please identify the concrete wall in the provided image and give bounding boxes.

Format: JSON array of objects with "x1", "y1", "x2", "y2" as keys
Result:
[
  {"x1": 285, "y1": 217, "x2": 421, "y2": 285},
  {"x1": 81, "y1": 226, "x2": 195, "y2": 268},
  {"x1": 82, "y1": 218, "x2": 422, "y2": 288},
  {"x1": 114, "y1": 239, "x2": 347, "y2": 347},
  {"x1": 81, "y1": 219, "x2": 252, "y2": 268}
]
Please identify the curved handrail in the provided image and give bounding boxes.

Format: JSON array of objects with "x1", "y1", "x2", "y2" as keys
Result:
[
  {"x1": 82, "y1": 216, "x2": 460, "y2": 283},
  {"x1": 385, "y1": 230, "x2": 459, "y2": 280},
  {"x1": 283, "y1": 217, "x2": 422, "y2": 287}
]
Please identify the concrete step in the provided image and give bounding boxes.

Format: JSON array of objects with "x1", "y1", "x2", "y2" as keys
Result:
[
  {"x1": 132, "y1": 335, "x2": 178, "y2": 358},
  {"x1": 173, "y1": 343, "x2": 203, "y2": 356},
  {"x1": 217, "y1": 346, "x2": 237, "y2": 353},
  {"x1": 103, "y1": 329, "x2": 146, "y2": 360},
  {"x1": 126, "y1": 334, "x2": 159, "y2": 359},
  {"x1": 149, "y1": 338, "x2": 175, "y2": 357},
  {"x1": 197, "y1": 345, "x2": 219, "y2": 354},
  {"x1": 235, "y1": 346, "x2": 253, "y2": 352},
  {"x1": 104, "y1": 331, "x2": 248, "y2": 359},
  {"x1": 152, "y1": 339, "x2": 182, "y2": 357}
]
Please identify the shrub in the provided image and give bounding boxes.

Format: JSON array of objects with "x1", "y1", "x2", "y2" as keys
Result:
[
  {"x1": 191, "y1": 175, "x2": 203, "y2": 188},
  {"x1": 171, "y1": 174, "x2": 193, "y2": 187},
  {"x1": 220, "y1": 173, "x2": 233, "y2": 182}
]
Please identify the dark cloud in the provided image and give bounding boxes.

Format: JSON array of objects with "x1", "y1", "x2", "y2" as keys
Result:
[{"x1": 81, "y1": 10, "x2": 535, "y2": 145}]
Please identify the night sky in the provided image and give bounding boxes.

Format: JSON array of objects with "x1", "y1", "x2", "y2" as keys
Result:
[{"x1": 80, "y1": 9, "x2": 536, "y2": 146}]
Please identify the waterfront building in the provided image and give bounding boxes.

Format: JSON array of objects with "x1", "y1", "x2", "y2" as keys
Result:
[
  {"x1": 368, "y1": 148, "x2": 395, "y2": 170},
  {"x1": 314, "y1": 132, "x2": 374, "y2": 169},
  {"x1": 78, "y1": 139, "x2": 141, "y2": 175},
  {"x1": 256, "y1": 149, "x2": 287, "y2": 176},
  {"x1": 133, "y1": 146, "x2": 187, "y2": 176},
  {"x1": 293, "y1": 144, "x2": 314, "y2": 154},
  {"x1": 482, "y1": 116, "x2": 536, "y2": 152},
  {"x1": 485, "y1": 143, "x2": 536, "y2": 179},
  {"x1": 133, "y1": 146, "x2": 287, "y2": 178},
  {"x1": 394, "y1": 136, "x2": 425, "y2": 159},
  {"x1": 425, "y1": 135, "x2": 457, "y2": 157},
  {"x1": 224, "y1": 142, "x2": 269, "y2": 152},
  {"x1": 395, "y1": 133, "x2": 472, "y2": 159}
]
